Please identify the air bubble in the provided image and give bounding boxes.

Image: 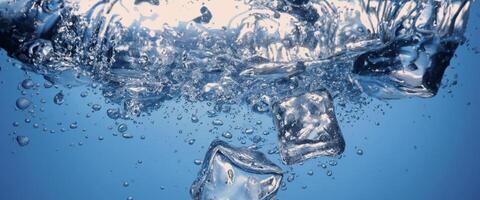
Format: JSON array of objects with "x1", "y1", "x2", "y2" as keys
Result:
[
  {"x1": 356, "y1": 149, "x2": 364, "y2": 155},
  {"x1": 117, "y1": 124, "x2": 128, "y2": 133},
  {"x1": 326, "y1": 170, "x2": 333, "y2": 176},
  {"x1": 122, "y1": 133, "x2": 133, "y2": 139},
  {"x1": 16, "y1": 136, "x2": 30, "y2": 146},
  {"x1": 123, "y1": 181, "x2": 129, "y2": 187},
  {"x1": 191, "y1": 115, "x2": 199, "y2": 123},
  {"x1": 16, "y1": 97, "x2": 31, "y2": 110},
  {"x1": 212, "y1": 119, "x2": 224, "y2": 126},
  {"x1": 188, "y1": 139, "x2": 196, "y2": 145},
  {"x1": 92, "y1": 104, "x2": 102, "y2": 111},
  {"x1": 194, "y1": 159, "x2": 202, "y2": 165},
  {"x1": 222, "y1": 132, "x2": 233, "y2": 139},
  {"x1": 69, "y1": 122, "x2": 78, "y2": 129},
  {"x1": 53, "y1": 91, "x2": 64, "y2": 105},
  {"x1": 21, "y1": 79, "x2": 34, "y2": 89}
]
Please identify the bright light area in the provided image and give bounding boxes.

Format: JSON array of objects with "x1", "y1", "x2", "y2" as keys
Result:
[{"x1": 75, "y1": 0, "x2": 252, "y2": 30}]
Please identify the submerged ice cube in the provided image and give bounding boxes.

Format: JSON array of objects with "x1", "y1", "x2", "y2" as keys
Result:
[
  {"x1": 353, "y1": 37, "x2": 461, "y2": 99},
  {"x1": 190, "y1": 140, "x2": 283, "y2": 200},
  {"x1": 352, "y1": 0, "x2": 472, "y2": 99},
  {"x1": 272, "y1": 90, "x2": 345, "y2": 165}
]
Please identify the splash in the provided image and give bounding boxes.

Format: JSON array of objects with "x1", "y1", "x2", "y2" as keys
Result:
[{"x1": 0, "y1": 0, "x2": 471, "y2": 116}]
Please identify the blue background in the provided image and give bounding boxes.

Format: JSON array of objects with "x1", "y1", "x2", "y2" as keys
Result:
[{"x1": 0, "y1": 3, "x2": 479, "y2": 200}]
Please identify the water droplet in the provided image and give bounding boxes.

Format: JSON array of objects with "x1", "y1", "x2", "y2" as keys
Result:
[
  {"x1": 122, "y1": 133, "x2": 133, "y2": 139},
  {"x1": 16, "y1": 97, "x2": 31, "y2": 110}
]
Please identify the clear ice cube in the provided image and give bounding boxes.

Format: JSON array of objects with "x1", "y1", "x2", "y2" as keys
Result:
[
  {"x1": 352, "y1": 0, "x2": 471, "y2": 99},
  {"x1": 190, "y1": 140, "x2": 283, "y2": 200},
  {"x1": 272, "y1": 89, "x2": 345, "y2": 165}
]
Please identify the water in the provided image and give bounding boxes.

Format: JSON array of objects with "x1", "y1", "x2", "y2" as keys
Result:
[
  {"x1": 0, "y1": 0, "x2": 479, "y2": 199},
  {"x1": 0, "y1": 0, "x2": 471, "y2": 113}
]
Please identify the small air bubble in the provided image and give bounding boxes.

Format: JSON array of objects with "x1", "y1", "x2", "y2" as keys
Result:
[{"x1": 16, "y1": 97, "x2": 31, "y2": 110}]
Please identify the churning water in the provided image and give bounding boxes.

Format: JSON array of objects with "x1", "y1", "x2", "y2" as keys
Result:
[{"x1": 0, "y1": 0, "x2": 479, "y2": 199}]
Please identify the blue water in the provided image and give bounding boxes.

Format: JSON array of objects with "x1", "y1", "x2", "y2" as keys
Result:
[{"x1": 1, "y1": 1, "x2": 480, "y2": 200}]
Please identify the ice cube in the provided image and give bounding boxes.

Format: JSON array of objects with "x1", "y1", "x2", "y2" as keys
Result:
[
  {"x1": 352, "y1": 0, "x2": 471, "y2": 99},
  {"x1": 352, "y1": 37, "x2": 459, "y2": 99},
  {"x1": 272, "y1": 90, "x2": 345, "y2": 165},
  {"x1": 190, "y1": 140, "x2": 283, "y2": 200}
]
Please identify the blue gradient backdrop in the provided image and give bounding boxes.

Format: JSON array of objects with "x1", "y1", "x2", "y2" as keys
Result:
[{"x1": 0, "y1": 3, "x2": 479, "y2": 200}]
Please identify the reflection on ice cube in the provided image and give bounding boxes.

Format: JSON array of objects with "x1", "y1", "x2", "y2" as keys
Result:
[
  {"x1": 272, "y1": 90, "x2": 345, "y2": 165},
  {"x1": 191, "y1": 140, "x2": 283, "y2": 200},
  {"x1": 352, "y1": 35, "x2": 460, "y2": 99}
]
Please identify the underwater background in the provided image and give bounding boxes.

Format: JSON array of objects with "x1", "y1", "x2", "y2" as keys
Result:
[{"x1": 0, "y1": 1, "x2": 479, "y2": 200}]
